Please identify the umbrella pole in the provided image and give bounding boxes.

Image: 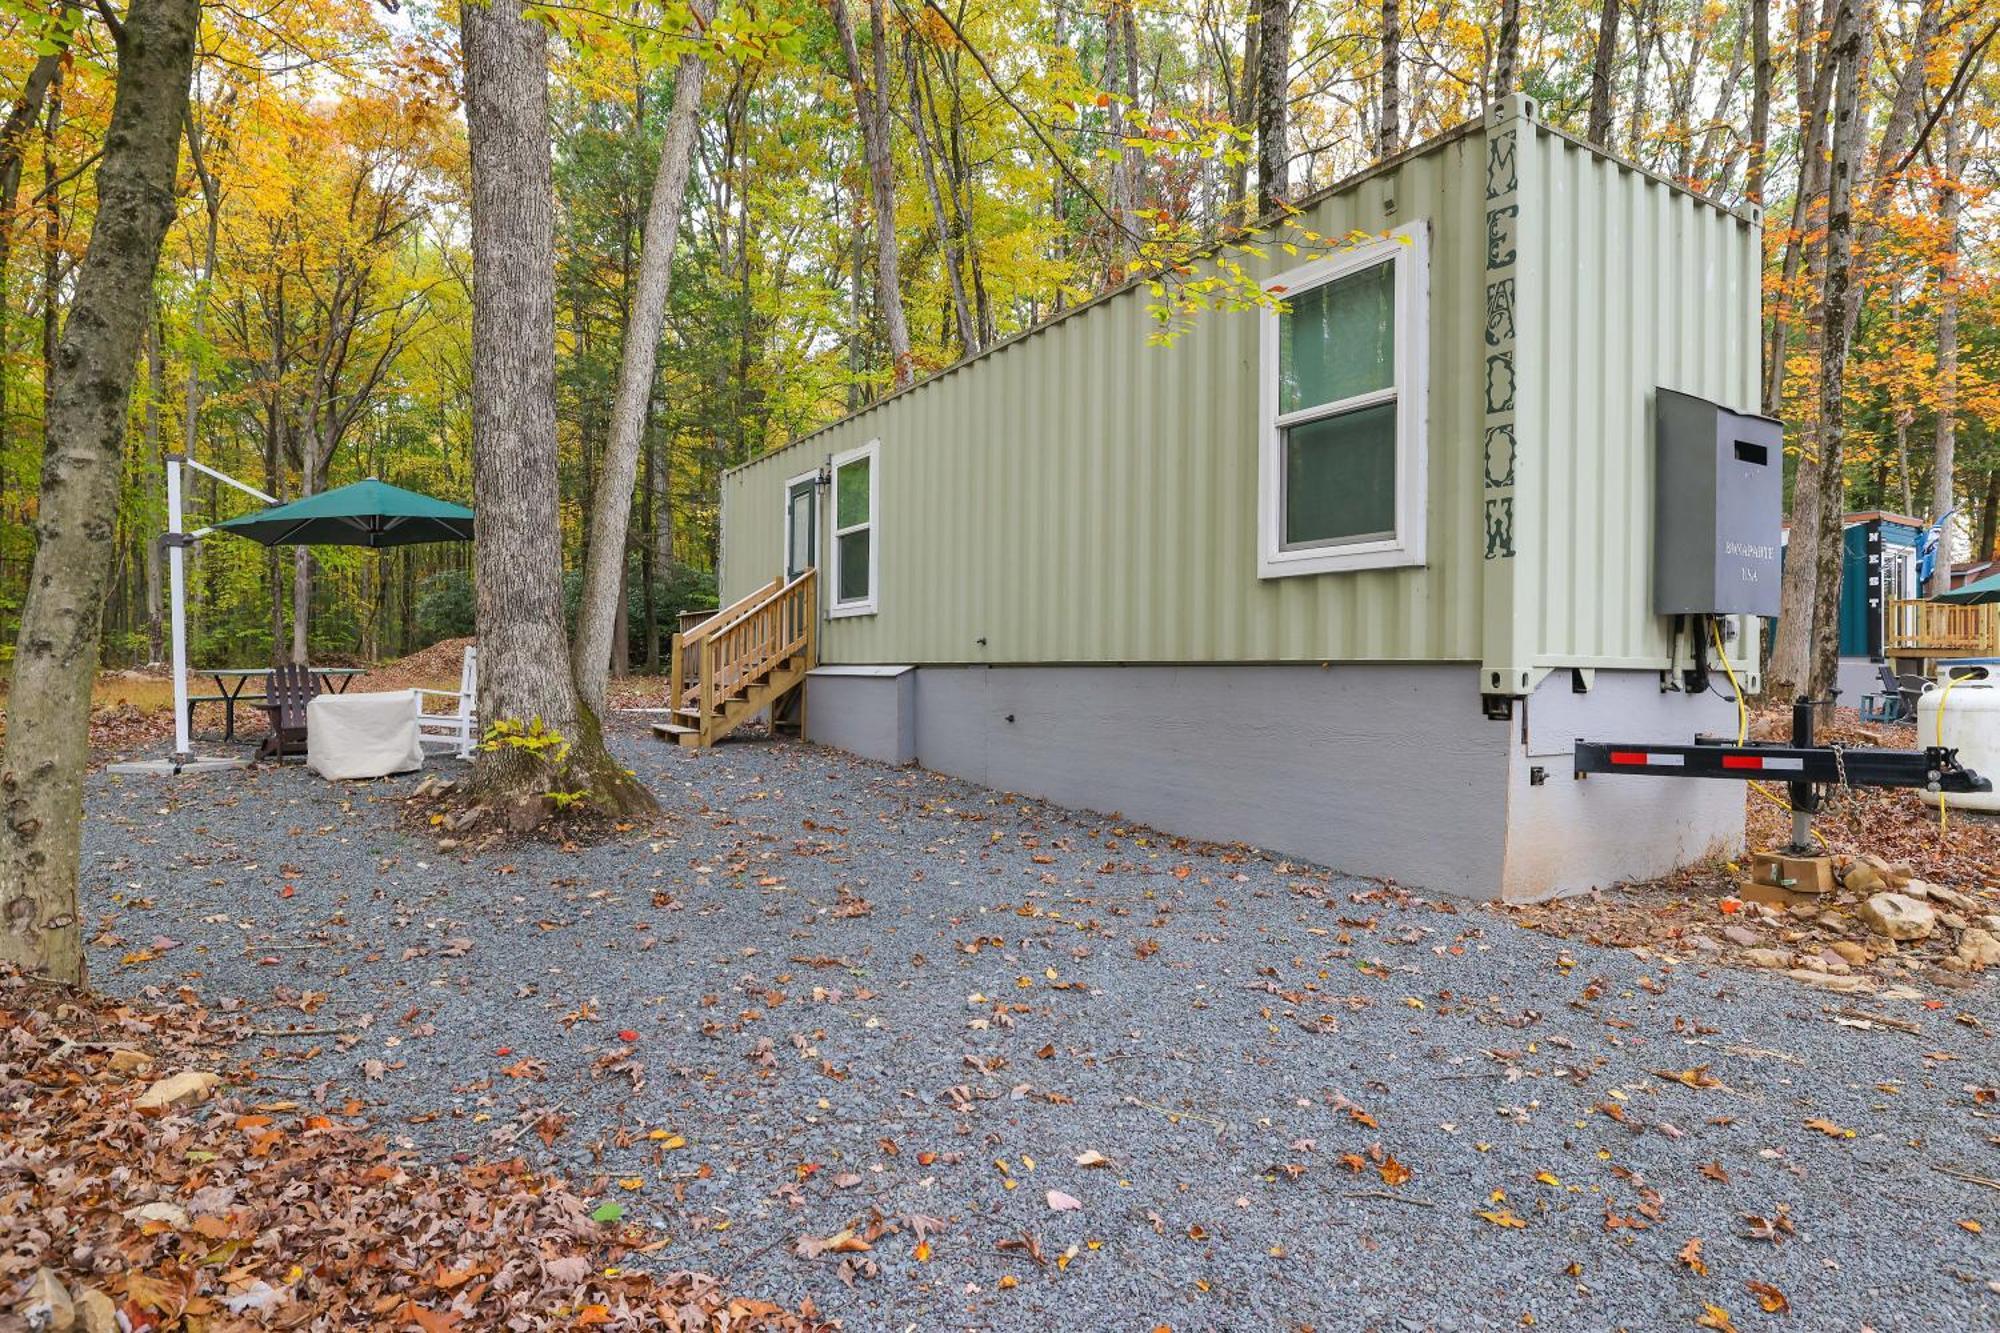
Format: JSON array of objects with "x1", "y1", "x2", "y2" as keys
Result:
[{"x1": 167, "y1": 455, "x2": 191, "y2": 766}]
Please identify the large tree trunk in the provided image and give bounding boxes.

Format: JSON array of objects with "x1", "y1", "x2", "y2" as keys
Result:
[
  {"x1": 1585, "y1": 0, "x2": 1619, "y2": 146},
  {"x1": 1378, "y1": 0, "x2": 1399, "y2": 158},
  {"x1": 1802, "y1": 0, "x2": 1868, "y2": 700},
  {"x1": 829, "y1": 0, "x2": 911, "y2": 386},
  {"x1": 572, "y1": 0, "x2": 709, "y2": 713},
  {"x1": 1929, "y1": 109, "x2": 1962, "y2": 597},
  {"x1": 1254, "y1": 0, "x2": 1289, "y2": 213},
  {"x1": 1, "y1": 0, "x2": 200, "y2": 987},
  {"x1": 461, "y1": 0, "x2": 654, "y2": 818}
]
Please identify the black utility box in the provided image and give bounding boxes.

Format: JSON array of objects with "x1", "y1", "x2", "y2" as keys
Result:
[{"x1": 1652, "y1": 387, "x2": 1784, "y2": 617}]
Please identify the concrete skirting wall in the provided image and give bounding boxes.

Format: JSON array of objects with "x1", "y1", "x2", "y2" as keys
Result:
[
  {"x1": 803, "y1": 666, "x2": 916, "y2": 765},
  {"x1": 801, "y1": 663, "x2": 1744, "y2": 902}
]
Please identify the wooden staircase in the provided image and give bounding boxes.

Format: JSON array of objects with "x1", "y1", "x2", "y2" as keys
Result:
[{"x1": 655, "y1": 569, "x2": 817, "y2": 748}]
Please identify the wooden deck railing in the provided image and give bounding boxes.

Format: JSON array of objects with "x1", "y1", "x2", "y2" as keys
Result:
[
  {"x1": 1886, "y1": 598, "x2": 2000, "y2": 656},
  {"x1": 668, "y1": 569, "x2": 817, "y2": 722}
]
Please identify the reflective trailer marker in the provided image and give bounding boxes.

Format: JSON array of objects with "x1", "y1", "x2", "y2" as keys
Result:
[
  {"x1": 1721, "y1": 754, "x2": 1805, "y2": 772},
  {"x1": 1609, "y1": 751, "x2": 1686, "y2": 767}
]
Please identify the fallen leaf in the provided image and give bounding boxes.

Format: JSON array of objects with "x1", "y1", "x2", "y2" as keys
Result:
[
  {"x1": 1695, "y1": 1305, "x2": 1737, "y2": 1333},
  {"x1": 133, "y1": 1070, "x2": 219, "y2": 1111},
  {"x1": 796, "y1": 1228, "x2": 871, "y2": 1258},
  {"x1": 1745, "y1": 1281, "x2": 1788, "y2": 1314},
  {"x1": 1678, "y1": 1237, "x2": 1708, "y2": 1277},
  {"x1": 1803, "y1": 1117, "x2": 1855, "y2": 1139},
  {"x1": 1653, "y1": 1065, "x2": 1723, "y2": 1090},
  {"x1": 1478, "y1": 1208, "x2": 1528, "y2": 1229},
  {"x1": 1047, "y1": 1189, "x2": 1082, "y2": 1212}
]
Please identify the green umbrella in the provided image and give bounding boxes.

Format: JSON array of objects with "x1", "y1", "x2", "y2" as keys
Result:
[
  {"x1": 214, "y1": 478, "x2": 473, "y2": 548},
  {"x1": 1934, "y1": 572, "x2": 2000, "y2": 606}
]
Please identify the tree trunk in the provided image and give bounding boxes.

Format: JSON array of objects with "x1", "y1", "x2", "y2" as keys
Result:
[
  {"x1": 1378, "y1": 0, "x2": 1399, "y2": 159},
  {"x1": 905, "y1": 36, "x2": 976, "y2": 355},
  {"x1": 1928, "y1": 109, "x2": 1962, "y2": 597},
  {"x1": 1492, "y1": 0, "x2": 1520, "y2": 105},
  {"x1": 1254, "y1": 0, "x2": 1289, "y2": 213},
  {"x1": 292, "y1": 455, "x2": 316, "y2": 664},
  {"x1": 461, "y1": 0, "x2": 654, "y2": 818},
  {"x1": 1746, "y1": 0, "x2": 1770, "y2": 201},
  {"x1": 40, "y1": 67, "x2": 61, "y2": 448},
  {"x1": 1226, "y1": 0, "x2": 1260, "y2": 228},
  {"x1": 1979, "y1": 468, "x2": 1998, "y2": 565},
  {"x1": 1118, "y1": 0, "x2": 1141, "y2": 263},
  {"x1": 1762, "y1": 0, "x2": 1835, "y2": 416},
  {"x1": 1803, "y1": 0, "x2": 1868, "y2": 700},
  {"x1": 829, "y1": 0, "x2": 912, "y2": 386},
  {"x1": 572, "y1": 0, "x2": 709, "y2": 713},
  {"x1": 1585, "y1": 0, "x2": 1619, "y2": 146},
  {"x1": 1, "y1": 0, "x2": 200, "y2": 987},
  {"x1": 1102, "y1": 2, "x2": 1127, "y2": 270}
]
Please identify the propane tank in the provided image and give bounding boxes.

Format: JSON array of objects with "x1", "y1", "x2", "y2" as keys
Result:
[{"x1": 1917, "y1": 667, "x2": 2000, "y2": 812}]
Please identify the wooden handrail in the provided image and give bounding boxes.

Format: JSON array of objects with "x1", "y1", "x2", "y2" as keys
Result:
[
  {"x1": 700, "y1": 569, "x2": 817, "y2": 715},
  {"x1": 670, "y1": 569, "x2": 819, "y2": 727},
  {"x1": 681, "y1": 578, "x2": 781, "y2": 647}
]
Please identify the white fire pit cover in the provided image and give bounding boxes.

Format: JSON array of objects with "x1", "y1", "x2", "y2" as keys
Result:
[{"x1": 306, "y1": 689, "x2": 424, "y2": 780}]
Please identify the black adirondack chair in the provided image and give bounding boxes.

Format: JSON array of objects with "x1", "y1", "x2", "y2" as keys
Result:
[{"x1": 257, "y1": 663, "x2": 320, "y2": 759}]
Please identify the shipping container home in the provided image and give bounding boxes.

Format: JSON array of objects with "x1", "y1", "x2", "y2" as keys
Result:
[
  {"x1": 1837, "y1": 512, "x2": 1921, "y2": 699},
  {"x1": 702, "y1": 96, "x2": 1769, "y2": 902}
]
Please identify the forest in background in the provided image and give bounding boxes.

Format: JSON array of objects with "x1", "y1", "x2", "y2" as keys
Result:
[{"x1": 0, "y1": 0, "x2": 1995, "y2": 678}]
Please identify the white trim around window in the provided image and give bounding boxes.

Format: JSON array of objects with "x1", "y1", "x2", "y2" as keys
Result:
[
  {"x1": 827, "y1": 439, "x2": 879, "y2": 618},
  {"x1": 1257, "y1": 220, "x2": 1430, "y2": 579}
]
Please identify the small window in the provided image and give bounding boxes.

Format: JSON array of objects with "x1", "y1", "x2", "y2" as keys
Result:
[
  {"x1": 1259, "y1": 223, "x2": 1429, "y2": 577},
  {"x1": 828, "y1": 440, "x2": 878, "y2": 617}
]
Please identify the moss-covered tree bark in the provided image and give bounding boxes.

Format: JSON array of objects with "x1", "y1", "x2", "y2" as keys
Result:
[
  {"x1": 1, "y1": 0, "x2": 200, "y2": 985},
  {"x1": 460, "y1": 0, "x2": 655, "y2": 822}
]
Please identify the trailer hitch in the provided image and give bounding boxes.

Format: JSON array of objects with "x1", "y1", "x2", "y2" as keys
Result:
[{"x1": 1574, "y1": 699, "x2": 1990, "y2": 853}]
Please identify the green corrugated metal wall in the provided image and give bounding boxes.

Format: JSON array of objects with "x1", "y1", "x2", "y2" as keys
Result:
[
  {"x1": 719, "y1": 101, "x2": 1763, "y2": 676},
  {"x1": 1519, "y1": 119, "x2": 1763, "y2": 672}
]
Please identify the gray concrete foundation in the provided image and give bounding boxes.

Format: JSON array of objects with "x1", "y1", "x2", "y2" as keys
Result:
[
  {"x1": 803, "y1": 666, "x2": 916, "y2": 765},
  {"x1": 800, "y1": 662, "x2": 1744, "y2": 902}
]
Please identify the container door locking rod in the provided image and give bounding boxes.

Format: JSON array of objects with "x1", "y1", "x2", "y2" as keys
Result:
[{"x1": 1574, "y1": 699, "x2": 1991, "y2": 853}]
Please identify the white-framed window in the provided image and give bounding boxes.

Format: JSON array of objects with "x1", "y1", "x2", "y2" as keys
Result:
[
  {"x1": 827, "y1": 439, "x2": 879, "y2": 617},
  {"x1": 1258, "y1": 221, "x2": 1429, "y2": 578}
]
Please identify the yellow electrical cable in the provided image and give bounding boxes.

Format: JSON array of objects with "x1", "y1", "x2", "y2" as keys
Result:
[
  {"x1": 1711, "y1": 615, "x2": 1828, "y2": 851},
  {"x1": 1933, "y1": 669, "x2": 1966, "y2": 836},
  {"x1": 1710, "y1": 616, "x2": 1749, "y2": 745}
]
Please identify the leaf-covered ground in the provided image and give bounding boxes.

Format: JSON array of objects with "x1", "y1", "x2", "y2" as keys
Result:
[
  {"x1": 34, "y1": 724, "x2": 2000, "y2": 1330},
  {"x1": 0, "y1": 977, "x2": 835, "y2": 1329}
]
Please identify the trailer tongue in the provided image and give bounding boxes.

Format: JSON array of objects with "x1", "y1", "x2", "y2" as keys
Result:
[{"x1": 1574, "y1": 700, "x2": 1991, "y2": 854}]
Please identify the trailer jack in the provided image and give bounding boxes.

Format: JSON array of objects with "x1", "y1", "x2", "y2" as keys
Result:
[{"x1": 1574, "y1": 699, "x2": 1991, "y2": 854}]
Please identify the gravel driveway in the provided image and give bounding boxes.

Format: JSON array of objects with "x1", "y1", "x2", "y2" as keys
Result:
[{"x1": 84, "y1": 726, "x2": 1998, "y2": 1332}]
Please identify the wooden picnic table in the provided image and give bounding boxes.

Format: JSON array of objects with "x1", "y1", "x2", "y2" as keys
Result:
[{"x1": 189, "y1": 666, "x2": 367, "y2": 741}]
